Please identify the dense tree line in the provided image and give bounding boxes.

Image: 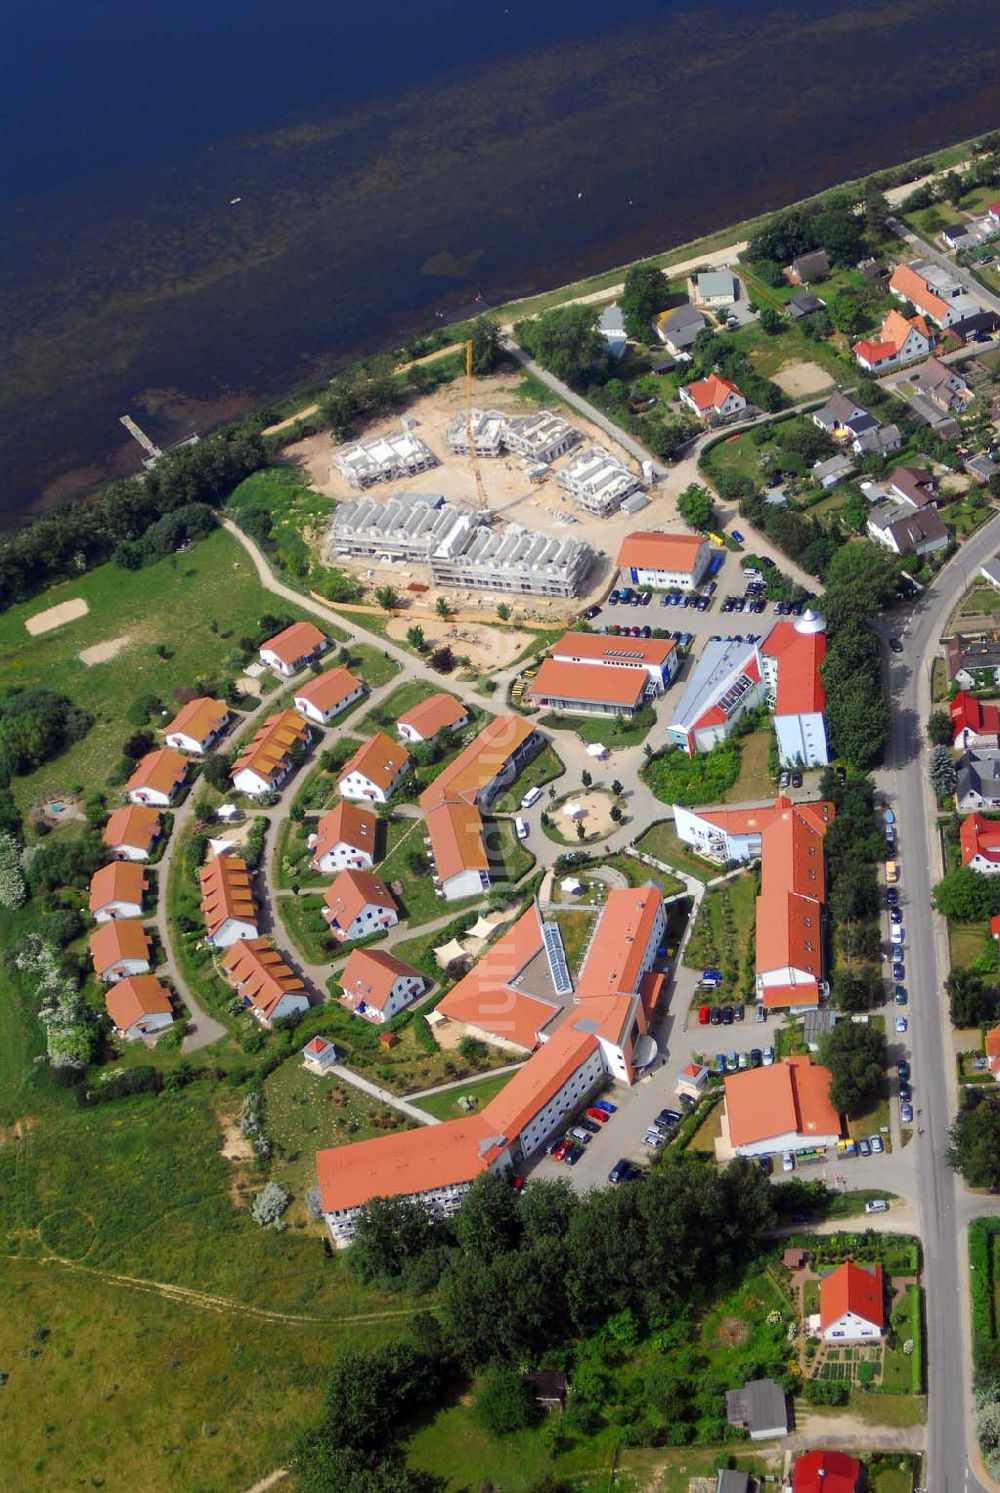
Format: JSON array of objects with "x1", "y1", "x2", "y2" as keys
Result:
[
  {"x1": 0, "y1": 426, "x2": 266, "y2": 611},
  {"x1": 817, "y1": 769, "x2": 884, "y2": 1012},
  {"x1": 745, "y1": 191, "x2": 870, "y2": 274},
  {"x1": 949, "y1": 1090, "x2": 1000, "y2": 1192},
  {"x1": 0, "y1": 687, "x2": 93, "y2": 787},
  {"x1": 514, "y1": 305, "x2": 609, "y2": 387}
]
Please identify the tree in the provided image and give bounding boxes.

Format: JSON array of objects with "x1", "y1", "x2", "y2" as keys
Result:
[
  {"x1": 758, "y1": 306, "x2": 784, "y2": 336},
  {"x1": 469, "y1": 315, "x2": 502, "y2": 376},
  {"x1": 514, "y1": 305, "x2": 607, "y2": 387},
  {"x1": 430, "y1": 645, "x2": 455, "y2": 673},
  {"x1": 201, "y1": 751, "x2": 233, "y2": 793},
  {"x1": 943, "y1": 170, "x2": 966, "y2": 208},
  {"x1": 813, "y1": 196, "x2": 866, "y2": 265},
  {"x1": 948, "y1": 1093, "x2": 1000, "y2": 1190},
  {"x1": 823, "y1": 542, "x2": 901, "y2": 629},
  {"x1": 946, "y1": 967, "x2": 999, "y2": 1027},
  {"x1": 435, "y1": 596, "x2": 451, "y2": 619},
  {"x1": 251, "y1": 1182, "x2": 290, "y2": 1228},
  {"x1": 375, "y1": 585, "x2": 399, "y2": 612},
  {"x1": 620, "y1": 262, "x2": 670, "y2": 342},
  {"x1": 581, "y1": 769, "x2": 592, "y2": 788},
  {"x1": 928, "y1": 744, "x2": 957, "y2": 797},
  {"x1": 933, "y1": 866, "x2": 997, "y2": 923},
  {"x1": 817, "y1": 1020, "x2": 886, "y2": 1116},
  {"x1": 122, "y1": 730, "x2": 155, "y2": 762},
  {"x1": 829, "y1": 863, "x2": 880, "y2": 925},
  {"x1": 348, "y1": 1196, "x2": 438, "y2": 1287},
  {"x1": 406, "y1": 625, "x2": 426, "y2": 652},
  {"x1": 611, "y1": 779, "x2": 623, "y2": 796},
  {"x1": 473, "y1": 1365, "x2": 538, "y2": 1437},
  {"x1": 452, "y1": 1173, "x2": 520, "y2": 1259},
  {"x1": 825, "y1": 674, "x2": 889, "y2": 769},
  {"x1": 496, "y1": 602, "x2": 512, "y2": 621},
  {"x1": 676, "y1": 483, "x2": 714, "y2": 532},
  {"x1": 610, "y1": 804, "x2": 624, "y2": 823},
  {"x1": 0, "y1": 830, "x2": 25, "y2": 909},
  {"x1": 863, "y1": 186, "x2": 891, "y2": 239},
  {"x1": 928, "y1": 709, "x2": 953, "y2": 746}
]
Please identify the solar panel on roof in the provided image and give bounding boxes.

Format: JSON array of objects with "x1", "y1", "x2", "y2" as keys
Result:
[{"x1": 542, "y1": 921, "x2": 574, "y2": 996}]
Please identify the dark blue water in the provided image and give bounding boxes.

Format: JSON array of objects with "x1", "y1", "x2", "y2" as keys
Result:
[{"x1": 3, "y1": 0, "x2": 1000, "y2": 522}]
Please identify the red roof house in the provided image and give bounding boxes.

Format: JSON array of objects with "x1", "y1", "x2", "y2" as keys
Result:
[
  {"x1": 818, "y1": 1261, "x2": 884, "y2": 1341},
  {"x1": 792, "y1": 1450, "x2": 862, "y2": 1493}
]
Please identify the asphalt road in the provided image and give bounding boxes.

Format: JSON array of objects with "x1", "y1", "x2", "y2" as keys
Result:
[{"x1": 884, "y1": 509, "x2": 1000, "y2": 1493}]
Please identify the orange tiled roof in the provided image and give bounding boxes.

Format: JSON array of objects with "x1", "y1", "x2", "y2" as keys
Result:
[
  {"x1": 724, "y1": 1056, "x2": 841, "y2": 1147},
  {"x1": 293, "y1": 667, "x2": 362, "y2": 715},
  {"x1": 105, "y1": 974, "x2": 172, "y2": 1031},
  {"x1": 436, "y1": 905, "x2": 555, "y2": 1050},
  {"x1": 340, "y1": 948, "x2": 423, "y2": 1013},
  {"x1": 682, "y1": 374, "x2": 743, "y2": 412},
  {"x1": 761, "y1": 622, "x2": 826, "y2": 715},
  {"x1": 102, "y1": 805, "x2": 162, "y2": 854},
  {"x1": 89, "y1": 919, "x2": 151, "y2": 974},
  {"x1": 755, "y1": 891, "x2": 823, "y2": 979},
  {"x1": 528, "y1": 658, "x2": 648, "y2": 709},
  {"x1": 577, "y1": 885, "x2": 662, "y2": 1001},
  {"x1": 323, "y1": 869, "x2": 397, "y2": 930},
  {"x1": 317, "y1": 1116, "x2": 504, "y2": 1214},
  {"x1": 222, "y1": 937, "x2": 306, "y2": 1021},
  {"x1": 397, "y1": 693, "x2": 468, "y2": 738},
  {"x1": 819, "y1": 1261, "x2": 883, "y2": 1333},
  {"x1": 482, "y1": 1022, "x2": 600, "y2": 1140},
  {"x1": 198, "y1": 853, "x2": 257, "y2": 937},
  {"x1": 311, "y1": 801, "x2": 377, "y2": 865},
  {"x1": 616, "y1": 531, "x2": 706, "y2": 571},
  {"x1": 163, "y1": 696, "x2": 229, "y2": 745},
  {"x1": 339, "y1": 732, "x2": 411, "y2": 792},
  {"x1": 961, "y1": 812, "x2": 1000, "y2": 866},
  {"x1": 88, "y1": 860, "x2": 147, "y2": 914},
  {"x1": 230, "y1": 709, "x2": 310, "y2": 785},
  {"x1": 889, "y1": 263, "x2": 950, "y2": 323},
  {"x1": 260, "y1": 620, "x2": 327, "y2": 667},
  {"x1": 425, "y1": 800, "x2": 488, "y2": 881},
  {"x1": 126, "y1": 748, "x2": 188, "y2": 799},
  {"x1": 419, "y1": 715, "x2": 535, "y2": 811}
]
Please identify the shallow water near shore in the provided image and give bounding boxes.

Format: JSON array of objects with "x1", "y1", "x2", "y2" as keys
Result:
[{"x1": 3, "y1": 0, "x2": 1000, "y2": 524}]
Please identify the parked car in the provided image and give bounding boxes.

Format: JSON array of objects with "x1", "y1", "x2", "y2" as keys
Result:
[
  {"x1": 750, "y1": 1047, "x2": 763, "y2": 1068},
  {"x1": 763, "y1": 1046, "x2": 775, "y2": 1065},
  {"x1": 568, "y1": 1126, "x2": 592, "y2": 1145},
  {"x1": 698, "y1": 1004, "x2": 710, "y2": 1025},
  {"x1": 757, "y1": 1155, "x2": 774, "y2": 1175},
  {"x1": 577, "y1": 1116, "x2": 601, "y2": 1134},
  {"x1": 726, "y1": 1051, "x2": 739, "y2": 1072},
  {"x1": 756, "y1": 1005, "x2": 767, "y2": 1024},
  {"x1": 781, "y1": 1151, "x2": 795, "y2": 1172},
  {"x1": 721, "y1": 1005, "x2": 734, "y2": 1025},
  {"x1": 714, "y1": 1052, "x2": 727, "y2": 1073},
  {"x1": 657, "y1": 1108, "x2": 682, "y2": 1128},
  {"x1": 898, "y1": 1059, "x2": 910, "y2": 1081},
  {"x1": 890, "y1": 907, "x2": 902, "y2": 924},
  {"x1": 585, "y1": 1107, "x2": 610, "y2": 1125},
  {"x1": 857, "y1": 1137, "x2": 872, "y2": 1157},
  {"x1": 886, "y1": 887, "x2": 899, "y2": 906},
  {"x1": 791, "y1": 772, "x2": 803, "y2": 789},
  {"x1": 895, "y1": 1015, "x2": 908, "y2": 1033},
  {"x1": 584, "y1": 604, "x2": 601, "y2": 620},
  {"x1": 892, "y1": 961, "x2": 905, "y2": 981},
  {"x1": 710, "y1": 1006, "x2": 722, "y2": 1026},
  {"x1": 564, "y1": 1144, "x2": 585, "y2": 1165},
  {"x1": 869, "y1": 1135, "x2": 884, "y2": 1155},
  {"x1": 608, "y1": 1159, "x2": 637, "y2": 1184},
  {"x1": 900, "y1": 1102, "x2": 914, "y2": 1125},
  {"x1": 737, "y1": 1051, "x2": 749, "y2": 1070},
  {"x1": 889, "y1": 637, "x2": 904, "y2": 654},
  {"x1": 895, "y1": 986, "x2": 907, "y2": 1005},
  {"x1": 593, "y1": 1099, "x2": 617, "y2": 1115},
  {"x1": 551, "y1": 1139, "x2": 570, "y2": 1161},
  {"x1": 890, "y1": 924, "x2": 904, "y2": 944},
  {"x1": 898, "y1": 1082, "x2": 912, "y2": 1103},
  {"x1": 643, "y1": 1130, "x2": 665, "y2": 1149},
  {"x1": 779, "y1": 770, "x2": 790, "y2": 788},
  {"x1": 734, "y1": 1003, "x2": 745, "y2": 1022}
]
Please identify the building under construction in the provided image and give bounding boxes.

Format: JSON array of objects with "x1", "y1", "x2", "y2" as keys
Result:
[
  {"x1": 332, "y1": 424, "x2": 438, "y2": 489},
  {"x1": 326, "y1": 494, "x2": 593, "y2": 598},
  {"x1": 446, "y1": 409, "x2": 509, "y2": 458},
  {"x1": 556, "y1": 444, "x2": 642, "y2": 517},
  {"x1": 503, "y1": 412, "x2": 581, "y2": 464}
]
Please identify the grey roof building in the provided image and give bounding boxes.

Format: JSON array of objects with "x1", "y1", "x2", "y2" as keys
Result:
[
  {"x1": 812, "y1": 453, "x2": 855, "y2": 488},
  {"x1": 957, "y1": 748, "x2": 1000, "y2": 811},
  {"x1": 597, "y1": 303, "x2": 628, "y2": 359},
  {"x1": 787, "y1": 291, "x2": 827, "y2": 318},
  {"x1": 968, "y1": 455, "x2": 999, "y2": 485},
  {"x1": 504, "y1": 411, "x2": 581, "y2": 464},
  {"x1": 717, "y1": 1472, "x2": 751, "y2": 1493},
  {"x1": 946, "y1": 633, "x2": 1000, "y2": 686},
  {"x1": 725, "y1": 1377, "x2": 789, "y2": 1440},
  {"x1": 790, "y1": 249, "x2": 830, "y2": 282},
  {"x1": 812, "y1": 393, "x2": 878, "y2": 438},
  {"x1": 556, "y1": 444, "x2": 642, "y2": 517},
  {"x1": 804, "y1": 1007, "x2": 837, "y2": 1051},
  {"x1": 852, "y1": 422, "x2": 901, "y2": 456},
  {"x1": 867, "y1": 502, "x2": 949, "y2": 558},
  {"x1": 654, "y1": 301, "x2": 705, "y2": 352},
  {"x1": 332, "y1": 427, "x2": 438, "y2": 488}
]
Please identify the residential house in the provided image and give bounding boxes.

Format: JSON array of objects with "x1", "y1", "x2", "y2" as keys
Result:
[
  {"x1": 913, "y1": 357, "x2": 971, "y2": 412},
  {"x1": 523, "y1": 1371, "x2": 568, "y2": 1411},
  {"x1": 676, "y1": 1062, "x2": 710, "y2": 1101},
  {"x1": 866, "y1": 503, "x2": 949, "y2": 558},
  {"x1": 222, "y1": 937, "x2": 310, "y2": 1026},
  {"x1": 812, "y1": 393, "x2": 880, "y2": 442},
  {"x1": 819, "y1": 1261, "x2": 884, "y2": 1342},
  {"x1": 787, "y1": 291, "x2": 827, "y2": 319},
  {"x1": 889, "y1": 466, "x2": 936, "y2": 509},
  {"x1": 889, "y1": 259, "x2": 979, "y2": 327},
  {"x1": 852, "y1": 422, "x2": 901, "y2": 458},
  {"x1": 715, "y1": 1474, "x2": 750, "y2": 1493},
  {"x1": 724, "y1": 1377, "x2": 789, "y2": 1440},
  {"x1": 617, "y1": 531, "x2": 712, "y2": 590},
  {"x1": 230, "y1": 709, "x2": 311, "y2": 797},
  {"x1": 969, "y1": 455, "x2": 999, "y2": 486},
  {"x1": 302, "y1": 1035, "x2": 338, "y2": 1074},
  {"x1": 791, "y1": 1451, "x2": 862, "y2": 1493},
  {"x1": 199, "y1": 853, "x2": 259, "y2": 947},
  {"x1": 323, "y1": 868, "x2": 399, "y2": 941},
  {"x1": 722, "y1": 1055, "x2": 841, "y2": 1157},
  {"x1": 960, "y1": 813, "x2": 1000, "y2": 873},
  {"x1": 679, "y1": 374, "x2": 747, "y2": 423},
  {"x1": 653, "y1": 302, "x2": 705, "y2": 353},
  {"x1": 337, "y1": 732, "x2": 412, "y2": 804},
  {"x1": 163, "y1": 697, "x2": 231, "y2": 755},
  {"x1": 102, "y1": 805, "x2": 162, "y2": 862},
  {"x1": 689, "y1": 268, "x2": 739, "y2": 309},
  {"x1": 950, "y1": 690, "x2": 1000, "y2": 749},
  {"x1": 88, "y1": 861, "x2": 147, "y2": 923},
  {"x1": 422, "y1": 800, "x2": 491, "y2": 901},
  {"x1": 981, "y1": 558, "x2": 1000, "y2": 589},
  {"x1": 105, "y1": 975, "x2": 174, "y2": 1041},
  {"x1": 947, "y1": 635, "x2": 1000, "y2": 689},
  {"x1": 984, "y1": 1023, "x2": 1000, "y2": 1079},
  {"x1": 89, "y1": 920, "x2": 153, "y2": 983},
  {"x1": 292, "y1": 667, "x2": 365, "y2": 726},
  {"x1": 309, "y1": 800, "x2": 378, "y2": 873},
  {"x1": 788, "y1": 249, "x2": 830, "y2": 284},
  {"x1": 125, "y1": 747, "x2": 188, "y2": 807},
  {"x1": 948, "y1": 309, "x2": 1000, "y2": 344},
  {"x1": 812, "y1": 453, "x2": 854, "y2": 489},
  {"x1": 339, "y1": 947, "x2": 425, "y2": 1022},
  {"x1": 397, "y1": 693, "x2": 470, "y2": 744},
  {"x1": 851, "y1": 308, "x2": 932, "y2": 372},
  {"x1": 955, "y1": 752, "x2": 1000, "y2": 812},
  {"x1": 258, "y1": 620, "x2": 329, "y2": 676},
  {"x1": 596, "y1": 303, "x2": 628, "y2": 359}
]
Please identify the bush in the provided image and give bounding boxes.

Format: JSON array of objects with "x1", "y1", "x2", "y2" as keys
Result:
[
  {"x1": 251, "y1": 1181, "x2": 290, "y2": 1228},
  {"x1": 473, "y1": 1365, "x2": 538, "y2": 1437},
  {"x1": 803, "y1": 1379, "x2": 848, "y2": 1405}
]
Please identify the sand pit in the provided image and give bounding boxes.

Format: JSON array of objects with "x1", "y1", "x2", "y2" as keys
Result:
[
  {"x1": 79, "y1": 635, "x2": 130, "y2": 666},
  {"x1": 386, "y1": 616, "x2": 530, "y2": 669},
  {"x1": 26, "y1": 597, "x2": 89, "y2": 636},
  {"x1": 773, "y1": 361, "x2": 833, "y2": 397},
  {"x1": 556, "y1": 789, "x2": 618, "y2": 841}
]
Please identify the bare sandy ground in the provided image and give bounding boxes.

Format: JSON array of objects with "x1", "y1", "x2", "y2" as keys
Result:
[
  {"x1": 385, "y1": 615, "x2": 531, "y2": 669},
  {"x1": 559, "y1": 788, "x2": 617, "y2": 839},
  {"x1": 79, "y1": 635, "x2": 130, "y2": 666},
  {"x1": 773, "y1": 361, "x2": 833, "y2": 397},
  {"x1": 26, "y1": 596, "x2": 89, "y2": 635}
]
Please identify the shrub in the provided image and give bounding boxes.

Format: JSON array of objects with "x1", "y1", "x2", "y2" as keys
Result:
[{"x1": 251, "y1": 1182, "x2": 290, "y2": 1228}]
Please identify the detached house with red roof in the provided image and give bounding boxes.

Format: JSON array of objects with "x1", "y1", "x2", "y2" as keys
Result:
[
  {"x1": 89, "y1": 920, "x2": 153, "y2": 983},
  {"x1": 230, "y1": 709, "x2": 311, "y2": 797},
  {"x1": 722, "y1": 1055, "x2": 841, "y2": 1158},
  {"x1": 293, "y1": 667, "x2": 365, "y2": 726},
  {"x1": 163, "y1": 697, "x2": 231, "y2": 755},
  {"x1": 889, "y1": 259, "x2": 979, "y2": 327},
  {"x1": 258, "y1": 620, "x2": 328, "y2": 677},
  {"x1": 396, "y1": 693, "x2": 470, "y2": 744},
  {"x1": 199, "y1": 853, "x2": 259, "y2": 946},
  {"x1": 852, "y1": 307, "x2": 932, "y2": 372},
  {"x1": 102, "y1": 805, "x2": 162, "y2": 862},
  {"x1": 105, "y1": 975, "x2": 174, "y2": 1041},
  {"x1": 339, "y1": 948, "x2": 425, "y2": 1023},
  {"x1": 337, "y1": 732, "x2": 411, "y2": 804},
  {"x1": 222, "y1": 938, "x2": 310, "y2": 1026},
  {"x1": 950, "y1": 691, "x2": 1000, "y2": 750},
  {"x1": 126, "y1": 748, "x2": 188, "y2": 808},
  {"x1": 322, "y1": 869, "x2": 399, "y2": 941},
  {"x1": 309, "y1": 801, "x2": 377, "y2": 874},
  {"x1": 792, "y1": 1450, "x2": 862, "y2": 1493},
  {"x1": 819, "y1": 1261, "x2": 884, "y2": 1342},
  {"x1": 960, "y1": 813, "x2": 1000, "y2": 874},
  {"x1": 617, "y1": 531, "x2": 712, "y2": 591},
  {"x1": 679, "y1": 374, "x2": 747, "y2": 424},
  {"x1": 88, "y1": 862, "x2": 147, "y2": 923}
]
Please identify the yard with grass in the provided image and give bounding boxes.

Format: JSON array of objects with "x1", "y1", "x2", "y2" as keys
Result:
[
  {"x1": 723, "y1": 728, "x2": 776, "y2": 802},
  {"x1": 635, "y1": 820, "x2": 717, "y2": 882},
  {"x1": 410, "y1": 1066, "x2": 521, "y2": 1121},
  {"x1": 277, "y1": 890, "x2": 336, "y2": 963},
  {"x1": 643, "y1": 738, "x2": 742, "y2": 808},
  {"x1": 0, "y1": 527, "x2": 319, "y2": 815},
  {"x1": 683, "y1": 872, "x2": 757, "y2": 1003},
  {"x1": 547, "y1": 907, "x2": 598, "y2": 976},
  {"x1": 538, "y1": 704, "x2": 656, "y2": 750}
]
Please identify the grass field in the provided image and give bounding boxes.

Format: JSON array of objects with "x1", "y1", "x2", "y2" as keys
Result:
[
  {"x1": 547, "y1": 907, "x2": 598, "y2": 976},
  {"x1": 537, "y1": 705, "x2": 655, "y2": 749},
  {"x1": 277, "y1": 891, "x2": 335, "y2": 963},
  {"x1": 683, "y1": 873, "x2": 757, "y2": 1003},
  {"x1": 723, "y1": 728, "x2": 775, "y2": 802},
  {"x1": 410, "y1": 1067, "x2": 520, "y2": 1121},
  {"x1": 357, "y1": 679, "x2": 442, "y2": 735},
  {"x1": 0, "y1": 527, "x2": 320, "y2": 814},
  {"x1": 635, "y1": 820, "x2": 717, "y2": 882}
]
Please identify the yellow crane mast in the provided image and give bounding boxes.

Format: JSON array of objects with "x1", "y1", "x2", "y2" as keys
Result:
[{"x1": 464, "y1": 339, "x2": 489, "y2": 512}]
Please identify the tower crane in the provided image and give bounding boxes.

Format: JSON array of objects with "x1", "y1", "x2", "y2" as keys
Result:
[{"x1": 464, "y1": 339, "x2": 490, "y2": 513}]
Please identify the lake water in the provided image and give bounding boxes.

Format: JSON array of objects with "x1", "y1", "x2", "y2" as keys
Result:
[{"x1": 4, "y1": 0, "x2": 1000, "y2": 524}]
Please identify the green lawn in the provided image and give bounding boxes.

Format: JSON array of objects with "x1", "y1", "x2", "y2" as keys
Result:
[
  {"x1": 328, "y1": 636, "x2": 401, "y2": 690},
  {"x1": 0, "y1": 527, "x2": 318, "y2": 813},
  {"x1": 725, "y1": 317, "x2": 848, "y2": 385},
  {"x1": 357, "y1": 679, "x2": 442, "y2": 735},
  {"x1": 538, "y1": 704, "x2": 656, "y2": 749},
  {"x1": 547, "y1": 907, "x2": 598, "y2": 976},
  {"x1": 642, "y1": 739, "x2": 741, "y2": 808},
  {"x1": 683, "y1": 872, "x2": 757, "y2": 1003},
  {"x1": 949, "y1": 920, "x2": 991, "y2": 971},
  {"x1": 410, "y1": 1067, "x2": 521, "y2": 1121},
  {"x1": 723, "y1": 728, "x2": 776, "y2": 802},
  {"x1": 882, "y1": 1285, "x2": 923, "y2": 1394},
  {"x1": 226, "y1": 464, "x2": 335, "y2": 585},
  {"x1": 635, "y1": 820, "x2": 717, "y2": 882},
  {"x1": 486, "y1": 816, "x2": 536, "y2": 885},
  {"x1": 277, "y1": 891, "x2": 336, "y2": 963}
]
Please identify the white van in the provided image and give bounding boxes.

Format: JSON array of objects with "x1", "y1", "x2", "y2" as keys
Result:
[
  {"x1": 864, "y1": 1198, "x2": 888, "y2": 1215},
  {"x1": 520, "y1": 786, "x2": 542, "y2": 809},
  {"x1": 514, "y1": 817, "x2": 529, "y2": 841}
]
